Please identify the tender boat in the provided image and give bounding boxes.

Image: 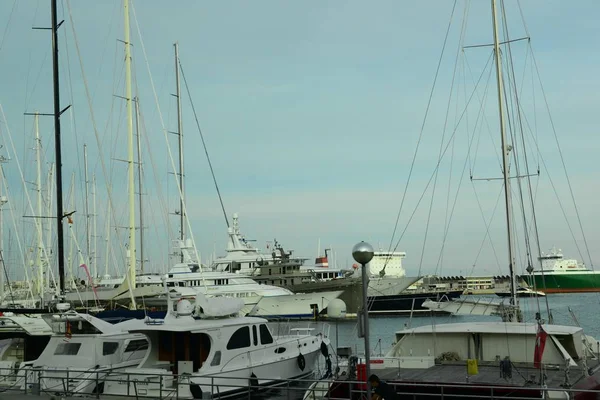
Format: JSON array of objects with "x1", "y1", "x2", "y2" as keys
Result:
[{"x1": 104, "y1": 293, "x2": 332, "y2": 399}]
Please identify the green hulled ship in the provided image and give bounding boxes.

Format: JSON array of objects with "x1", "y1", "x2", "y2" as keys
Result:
[{"x1": 522, "y1": 247, "x2": 600, "y2": 293}]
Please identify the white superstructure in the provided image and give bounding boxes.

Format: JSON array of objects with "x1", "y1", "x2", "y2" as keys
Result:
[{"x1": 367, "y1": 251, "x2": 407, "y2": 278}]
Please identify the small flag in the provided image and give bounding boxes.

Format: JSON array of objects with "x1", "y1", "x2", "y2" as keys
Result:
[
  {"x1": 533, "y1": 324, "x2": 547, "y2": 369},
  {"x1": 65, "y1": 321, "x2": 72, "y2": 339}
]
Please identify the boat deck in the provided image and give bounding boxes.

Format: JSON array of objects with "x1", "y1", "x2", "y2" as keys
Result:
[{"x1": 375, "y1": 363, "x2": 574, "y2": 387}]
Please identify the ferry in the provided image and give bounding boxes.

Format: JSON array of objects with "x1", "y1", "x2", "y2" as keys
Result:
[{"x1": 522, "y1": 247, "x2": 600, "y2": 293}]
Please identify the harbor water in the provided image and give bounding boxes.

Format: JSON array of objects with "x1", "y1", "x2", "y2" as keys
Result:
[{"x1": 276, "y1": 293, "x2": 600, "y2": 355}]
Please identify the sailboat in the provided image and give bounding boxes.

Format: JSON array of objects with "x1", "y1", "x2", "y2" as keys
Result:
[{"x1": 313, "y1": 1, "x2": 600, "y2": 399}]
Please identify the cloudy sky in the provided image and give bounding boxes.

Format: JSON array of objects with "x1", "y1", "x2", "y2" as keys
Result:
[{"x1": 0, "y1": 0, "x2": 598, "y2": 282}]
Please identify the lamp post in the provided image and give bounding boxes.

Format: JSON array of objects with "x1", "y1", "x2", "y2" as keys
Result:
[{"x1": 352, "y1": 241, "x2": 374, "y2": 400}]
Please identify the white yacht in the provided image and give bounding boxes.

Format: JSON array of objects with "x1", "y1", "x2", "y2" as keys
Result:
[
  {"x1": 104, "y1": 294, "x2": 331, "y2": 399},
  {"x1": 21, "y1": 309, "x2": 149, "y2": 395},
  {"x1": 94, "y1": 242, "x2": 343, "y2": 320}
]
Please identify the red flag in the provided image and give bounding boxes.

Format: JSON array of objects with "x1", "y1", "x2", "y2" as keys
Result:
[
  {"x1": 65, "y1": 321, "x2": 72, "y2": 339},
  {"x1": 533, "y1": 324, "x2": 548, "y2": 369}
]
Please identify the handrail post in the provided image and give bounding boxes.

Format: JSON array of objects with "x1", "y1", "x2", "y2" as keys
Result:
[
  {"x1": 24, "y1": 368, "x2": 28, "y2": 394},
  {"x1": 96, "y1": 371, "x2": 100, "y2": 399},
  {"x1": 159, "y1": 374, "x2": 163, "y2": 399},
  {"x1": 127, "y1": 372, "x2": 130, "y2": 396}
]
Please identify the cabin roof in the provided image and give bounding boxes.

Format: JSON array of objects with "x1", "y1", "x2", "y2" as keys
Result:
[
  {"x1": 0, "y1": 315, "x2": 52, "y2": 336},
  {"x1": 396, "y1": 322, "x2": 582, "y2": 336},
  {"x1": 126, "y1": 315, "x2": 267, "y2": 333}
]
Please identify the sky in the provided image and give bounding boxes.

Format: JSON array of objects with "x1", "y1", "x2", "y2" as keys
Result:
[{"x1": 0, "y1": 0, "x2": 598, "y2": 283}]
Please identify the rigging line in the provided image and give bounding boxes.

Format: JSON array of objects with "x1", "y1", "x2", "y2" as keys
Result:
[
  {"x1": 60, "y1": 2, "x2": 84, "y2": 216},
  {"x1": 439, "y1": 65, "x2": 496, "y2": 275},
  {"x1": 434, "y1": 76, "x2": 491, "y2": 276},
  {"x1": 137, "y1": 97, "x2": 176, "y2": 250},
  {"x1": 463, "y1": 52, "x2": 503, "y2": 174},
  {"x1": 417, "y1": 0, "x2": 467, "y2": 277},
  {"x1": 0, "y1": 165, "x2": 35, "y2": 302},
  {"x1": 390, "y1": 45, "x2": 495, "y2": 256},
  {"x1": 385, "y1": 0, "x2": 458, "y2": 261},
  {"x1": 0, "y1": 105, "x2": 58, "y2": 296},
  {"x1": 178, "y1": 60, "x2": 230, "y2": 229},
  {"x1": 130, "y1": 1, "x2": 206, "y2": 286},
  {"x1": 529, "y1": 43, "x2": 594, "y2": 269},
  {"x1": 0, "y1": 0, "x2": 17, "y2": 55},
  {"x1": 500, "y1": 0, "x2": 548, "y2": 317},
  {"x1": 65, "y1": 0, "x2": 130, "y2": 275},
  {"x1": 467, "y1": 184, "x2": 505, "y2": 277},
  {"x1": 89, "y1": 0, "x2": 120, "y2": 107}
]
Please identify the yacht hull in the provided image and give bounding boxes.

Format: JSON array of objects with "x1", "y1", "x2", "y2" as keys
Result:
[{"x1": 367, "y1": 290, "x2": 463, "y2": 315}]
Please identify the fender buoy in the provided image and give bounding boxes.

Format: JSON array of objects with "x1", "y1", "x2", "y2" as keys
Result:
[
  {"x1": 297, "y1": 353, "x2": 306, "y2": 371},
  {"x1": 320, "y1": 341, "x2": 329, "y2": 358},
  {"x1": 249, "y1": 373, "x2": 259, "y2": 391}
]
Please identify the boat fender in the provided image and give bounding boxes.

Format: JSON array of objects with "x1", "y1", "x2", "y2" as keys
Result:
[
  {"x1": 189, "y1": 383, "x2": 204, "y2": 399},
  {"x1": 320, "y1": 341, "x2": 329, "y2": 358},
  {"x1": 297, "y1": 353, "x2": 306, "y2": 371},
  {"x1": 249, "y1": 373, "x2": 259, "y2": 391}
]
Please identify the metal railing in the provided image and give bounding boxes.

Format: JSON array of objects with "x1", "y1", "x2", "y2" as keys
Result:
[{"x1": 0, "y1": 366, "x2": 599, "y2": 399}]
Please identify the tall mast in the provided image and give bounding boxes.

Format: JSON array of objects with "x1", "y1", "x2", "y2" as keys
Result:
[
  {"x1": 0, "y1": 159, "x2": 6, "y2": 301},
  {"x1": 35, "y1": 112, "x2": 44, "y2": 296},
  {"x1": 174, "y1": 42, "x2": 185, "y2": 260},
  {"x1": 92, "y1": 174, "x2": 97, "y2": 279},
  {"x1": 51, "y1": 0, "x2": 66, "y2": 295},
  {"x1": 491, "y1": 0, "x2": 518, "y2": 310},
  {"x1": 46, "y1": 163, "x2": 54, "y2": 289},
  {"x1": 135, "y1": 98, "x2": 144, "y2": 274},
  {"x1": 124, "y1": 0, "x2": 136, "y2": 290},
  {"x1": 104, "y1": 202, "x2": 111, "y2": 277},
  {"x1": 83, "y1": 144, "x2": 91, "y2": 272}
]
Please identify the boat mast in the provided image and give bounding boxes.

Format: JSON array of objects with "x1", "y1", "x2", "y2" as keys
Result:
[
  {"x1": 46, "y1": 163, "x2": 54, "y2": 289},
  {"x1": 84, "y1": 144, "x2": 91, "y2": 273},
  {"x1": 92, "y1": 174, "x2": 97, "y2": 278},
  {"x1": 51, "y1": 0, "x2": 66, "y2": 295},
  {"x1": 135, "y1": 98, "x2": 144, "y2": 274},
  {"x1": 124, "y1": 0, "x2": 136, "y2": 291},
  {"x1": 174, "y1": 42, "x2": 185, "y2": 261},
  {"x1": 0, "y1": 157, "x2": 7, "y2": 302},
  {"x1": 35, "y1": 112, "x2": 44, "y2": 296},
  {"x1": 491, "y1": 0, "x2": 518, "y2": 312}
]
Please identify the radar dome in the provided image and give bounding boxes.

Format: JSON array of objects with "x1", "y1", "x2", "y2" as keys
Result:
[
  {"x1": 327, "y1": 299, "x2": 347, "y2": 319},
  {"x1": 176, "y1": 299, "x2": 194, "y2": 316}
]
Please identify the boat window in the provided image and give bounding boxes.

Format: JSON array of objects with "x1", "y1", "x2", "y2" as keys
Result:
[
  {"x1": 274, "y1": 347, "x2": 286, "y2": 354},
  {"x1": 125, "y1": 339, "x2": 149, "y2": 352},
  {"x1": 227, "y1": 326, "x2": 251, "y2": 350},
  {"x1": 102, "y1": 342, "x2": 119, "y2": 355},
  {"x1": 54, "y1": 342, "x2": 82, "y2": 356},
  {"x1": 210, "y1": 351, "x2": 221, "y2": 366},
  {"x1": 259, "y1": 324, "x2": 274, "y2": 345},
  {"x1": 252, "y1": 325, "x2": 258, "y2": 346}
]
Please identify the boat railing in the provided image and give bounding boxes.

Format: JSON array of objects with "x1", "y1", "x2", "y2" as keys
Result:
[{"x1": 1, "y1": 365, "x2": 599, "y2": 399}]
